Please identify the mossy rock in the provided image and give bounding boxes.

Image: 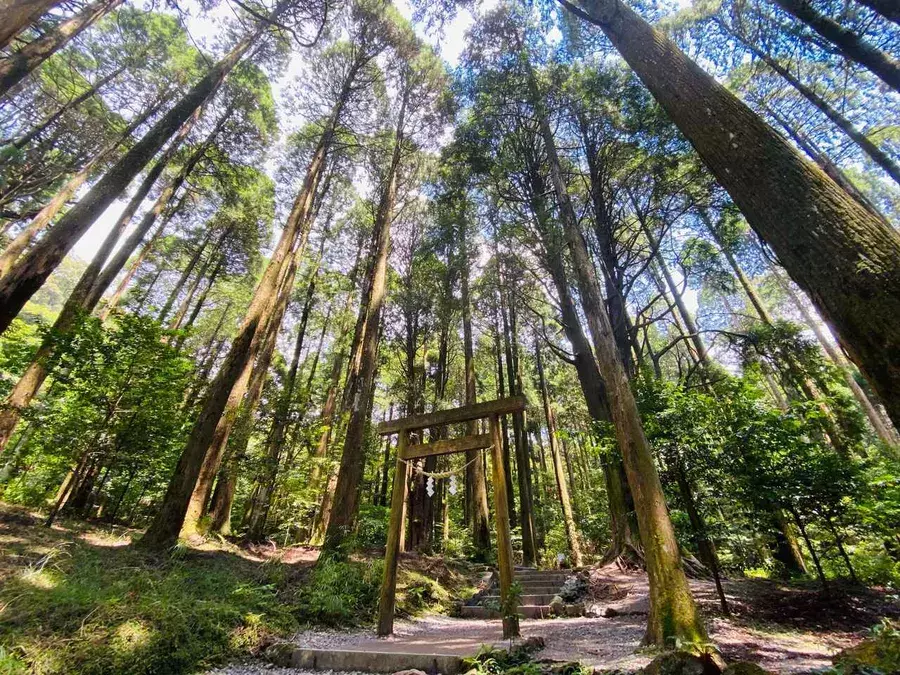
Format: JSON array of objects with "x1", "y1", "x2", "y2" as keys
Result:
[
  {"x1": 722, "y1": 663, "x2": 774, "y2": 675},
  {"x1": 831, "y1": 620, "x2": 900, "y2": 674},
  {"x1": 642, "y1": 650, "x2": 725, "y2": 675}
]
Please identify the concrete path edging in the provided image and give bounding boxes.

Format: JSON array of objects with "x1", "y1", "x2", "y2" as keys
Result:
[{"x1": 266, "y1": 644, "x2": 465, "y2": 674}]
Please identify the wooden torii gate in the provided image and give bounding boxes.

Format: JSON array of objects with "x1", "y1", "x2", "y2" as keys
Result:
[{"x1": 375, "y1": 395, "x2": 527, "y2": 639}]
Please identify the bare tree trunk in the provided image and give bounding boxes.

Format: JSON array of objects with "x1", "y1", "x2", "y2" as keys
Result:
[
  {"x1": 0, "y1": 0, "x2": 123, "y2": 100},
  {"x1": 0, "y1": 94, "x2": 163, "y2": 278},
  {"x1": 0, "y1": 0, "x2": 60, "y2": 49},
  {"x1": 245, "y1": 271, "x2": 318, "y2": 540},
  {"x1": 566, "y1": 0, "x2": 900, "y2": 431},
  {"x1": 4, "y1": 66, "x2": 123, "y2": 154},
  {"x1": 535, "y1": 338, "x2": 583, "y2": 567},
  {"x1": 322, "y1": 92, "x2": 407, "y2": 557},
  {"x1": 492, "y1": 314, "x2": 516, "y2": 525},
  {"x1": 767, "y1": 261, "x2": 899, "y2": 445},
  {"x1": 139, "y1": 46, "x2": 341, "y2": 550},
  {"x1": 461, "y1": 220, "x2": 491, "y2": 561},
  {"x1": 499, "y1": 272, "x2": 537, "y2": 565},
  {"x1": 159, "y1": 233, "x2": 212, "y2": 323},
  {"x1": 181, "y1": 250, "x2": 298, "y2": 538}
]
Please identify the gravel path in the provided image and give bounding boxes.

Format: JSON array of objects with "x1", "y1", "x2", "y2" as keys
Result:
[{"x1": 207, "y1": 566, "x2": 888, "y2": 674}]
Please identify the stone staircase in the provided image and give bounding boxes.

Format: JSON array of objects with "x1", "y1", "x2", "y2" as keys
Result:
[{"x1": 460, "y1": 567, "x2": 582, "y2": 619}]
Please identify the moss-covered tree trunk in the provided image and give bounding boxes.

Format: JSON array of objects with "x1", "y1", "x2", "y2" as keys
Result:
[
  {"x1": 526, "y1": 56, "x2": 705, "y2": 646},
  {"x1": 566, "y1": 0, "x2": 900, "y2": 431}
]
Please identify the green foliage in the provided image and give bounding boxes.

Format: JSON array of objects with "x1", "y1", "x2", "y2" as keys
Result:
[
  {"x1": 295, "y1": 560, "x2": 382, "y2": 626},
  {"x1": 353, "y1": 504, "x2": 389, "y2": 549},
  {"x1": 1, "y1": 312, "x2": 192, "y2": 516}
]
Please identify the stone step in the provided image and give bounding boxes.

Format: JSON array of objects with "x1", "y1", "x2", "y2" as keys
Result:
[
  {"x1": 511, "y1": 584, "x2": 563, "y2": 594},
  {"x1": 515, "y1": 574, "x2": 569, "y2": 583},
  {"x1": 459, "y1": 604, "x2": 584, "y2": 620},
  {"x1": 460, "y1": 604, "x2": 552, "y2": 620},
  {"x1": 483, "y1": 593, "x2": 558, "y2": 605}
]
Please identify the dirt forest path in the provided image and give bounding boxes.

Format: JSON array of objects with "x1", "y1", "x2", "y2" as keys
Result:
[{"x1": 265, "y1": 565, "x2": 899, "y2": 674}]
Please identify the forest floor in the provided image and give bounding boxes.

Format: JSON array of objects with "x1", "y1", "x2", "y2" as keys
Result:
[
  {"x1": 261, "y1": 565, "x2": 900, "y2": 673},
  {"x1": 1, "y1": 502, "x2": 898, "y2": 674}
]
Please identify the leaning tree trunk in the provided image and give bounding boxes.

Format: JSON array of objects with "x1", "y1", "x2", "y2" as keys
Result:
[
  {"x1": 0, "y1": 12, "x2": 271, "y2": 335},
  {"x1": 499, "y1": 270, "x2": 537, "y2": 565},
  {"x1": 565, "y1": 0, "x2": 900, "y2": 431},
  {"x1": 526, "y1": 56, "x2": 706, "y2": 646},
  {"x1": 770, "y1": 0, "x2": 900, "y2": 92},
  {"x1": 0, "y1": 0, "x2": 123, "y2": 100},
  {"x1": 5, "y1": 65, "x2": 123, "y2": 156},
  {"x1": 0, "y1": 0, "x2": 61, "y2": 49},
  {"x1": 139, "y1": 64, "x2": 342, "y2": 551},
  {"x1": 854, "y1": 0, "x2": 899, "y2": 24},
  {"x1": 0, "y1": 94, "x2": 164, "y2": 278},
  {"x1": 725, "y1": 27, "x2": 900, "y2": 187},
  {"x1": 200, "y1": 262, "x2": 297, "y2": 537},
  {"x1": 0, "y1": 108, "x2": 201, "y2": 454},
  {"x1": 244, "y1": 273, "x2": 317, "y2": 540}
]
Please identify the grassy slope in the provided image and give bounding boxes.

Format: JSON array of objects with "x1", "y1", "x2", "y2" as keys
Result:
[{"x1": 0, "y1": 504, "x2": 477, "y2": 675}]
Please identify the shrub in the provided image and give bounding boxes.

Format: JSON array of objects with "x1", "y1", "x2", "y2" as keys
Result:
[{"x1": 295, "y1": 559, "x2": 382, "y2": 626}]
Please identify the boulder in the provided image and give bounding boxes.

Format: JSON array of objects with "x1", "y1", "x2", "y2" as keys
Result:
[
  {"x1": 392, "y1": 670, "x2": 428, "y2": 675},
  {"x1": 549, "y1": 595, "x2": 566, "y2": 616}
]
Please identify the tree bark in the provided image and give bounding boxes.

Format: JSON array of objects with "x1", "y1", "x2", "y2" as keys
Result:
[
  {"x1": 461, "y1": 220, "x2": 491, "y2": 561},
  {"x1": 0, "y1": 94, "x2": 163, "y2": 278},
  {"x1": 4, "y1": 65, "x2": 123, "y2": 154},
  {"x1": 245, "y1": 271, "x2": 317, "y2": 540},
  {"x1": 0, "y1": 15, "x2": 268, "y2": 335},
  {"x1": 0, "y1": 0, "x2": 60, "y2": 49},
  {"x1": 771, "y1": 0, "x2": 900, "y2": 92},
  {"x1": 526, "y1": 55, "x2": 705, "y2": 646},
  {"x1": 565, "y1": 0, "x2": 900, "y2": 431},
  {"x1": 179, "y1": 247, "x2": 298, "y2": 539},
  {"x1": 321, "y1": 92, "x2": 407, "y2": 557},
  {"x1": 0, "y1": 0, "x2": 123, "y2": 100},
  {"x1": 139, "y1": 32, "x2": 341, "y2": 549},
  {"x1": 535, "y1": 338, "x2": 583, "y2": 567}
]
